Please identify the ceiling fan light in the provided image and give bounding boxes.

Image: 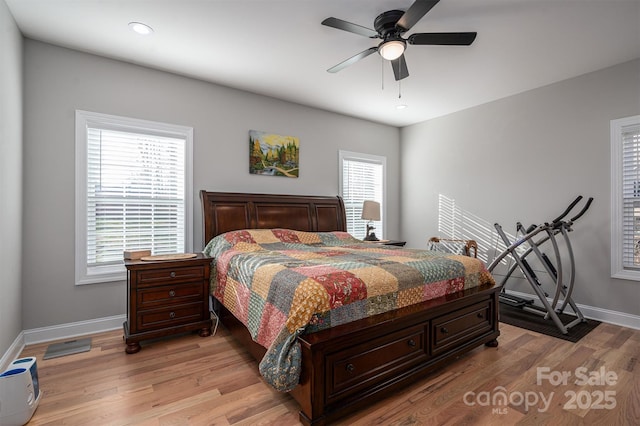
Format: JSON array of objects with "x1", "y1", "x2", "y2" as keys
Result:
[{"x1": 379, "y1": 39, "x2": 406, "y2": 61}]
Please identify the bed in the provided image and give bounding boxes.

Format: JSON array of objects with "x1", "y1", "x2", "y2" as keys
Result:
[{"x1": 200, "y1": 191, "x2": 500, "y2": 425}]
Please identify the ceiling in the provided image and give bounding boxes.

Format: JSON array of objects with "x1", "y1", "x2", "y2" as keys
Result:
[{"x1": 6, "y1": 0, "x2": 640, "y2": 127}]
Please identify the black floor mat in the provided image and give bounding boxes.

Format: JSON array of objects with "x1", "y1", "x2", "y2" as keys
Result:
[{"x1": 499, "y1": 303, "x2": 600, "y2": 343}]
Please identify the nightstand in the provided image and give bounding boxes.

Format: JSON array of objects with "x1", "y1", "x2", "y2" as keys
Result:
[
  {"x1": 123, "y1": 253, "x2": 213, "y2": 354},
  {"x1": 372, "y1": 240, "x2": 406, "y2": 247}
]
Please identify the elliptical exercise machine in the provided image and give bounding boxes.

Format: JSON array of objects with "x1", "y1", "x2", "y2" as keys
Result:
[{"x1": 487, "y1": 196, "x2": 593, "y2": 334}]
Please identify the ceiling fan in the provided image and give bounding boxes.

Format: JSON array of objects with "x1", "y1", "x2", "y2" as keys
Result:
[{"x1": 321, "y1": 0, "x2": 477, "y2": 81}]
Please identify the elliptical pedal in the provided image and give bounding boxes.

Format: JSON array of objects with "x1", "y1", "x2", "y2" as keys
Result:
[{"x1": 499, "y1": 293, "x2": 534, "y2": 308}]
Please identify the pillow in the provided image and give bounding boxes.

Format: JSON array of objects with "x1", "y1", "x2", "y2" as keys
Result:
[{"x1": 203, "y1": 229, "x2": 363, "y2": 258}]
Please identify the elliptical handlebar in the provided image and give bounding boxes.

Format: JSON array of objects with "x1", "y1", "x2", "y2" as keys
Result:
[
  {"x1": 569, "y1": 197, "x2": 593, "y2": 222},
  {"x1": 552, "y1": 195, "x2": 583, "y2": 225}
]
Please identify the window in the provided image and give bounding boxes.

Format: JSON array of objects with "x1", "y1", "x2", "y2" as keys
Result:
[
  {"x1": 611, "y1": 115, "x2": 640, "y2": 280},
  {"x1": 75, "y1": 110, "x2": 193, "y2": 285},
  {"x1": 339, "y1": 150, "x2": 386, "y2": 239}
]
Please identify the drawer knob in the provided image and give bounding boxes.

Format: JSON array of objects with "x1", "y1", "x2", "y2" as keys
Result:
[
  {"x1": 440, "y1": 327, "x2": 449, "y2": 334},
  {"x1": 170, "y1": 271, "x2": 176, "y2": 278},
  {"x1": 477, "y1": 312, "x2": 484, "y2": 319},
  {"x1": 346, "y1": 363, "x2": 355, "y2": 373},
  {"x1": 169, "y1": 290, "x2": 176, "y2": 297},
  {"x1": 408, "y1": 339, "x2": 416, "y2": 347},
  {"x1": 169, "y1": 311, "x2": 176, "y2": 319}
]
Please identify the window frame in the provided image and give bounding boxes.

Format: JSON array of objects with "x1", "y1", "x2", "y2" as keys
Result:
[
  {"x1": 610, "y1": 114, "x2": 640, "y2": 281},
  {"x1": 75, "y1": 110, "x2": 193, "y2": 285},
  {"x1": 338, "y1": 150, "x2": 386, "y2": 240}
]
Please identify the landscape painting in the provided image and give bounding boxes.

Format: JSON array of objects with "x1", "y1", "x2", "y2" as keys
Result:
[{"x1": 249, "y1": 130, "x2": 299, "y2": 178}]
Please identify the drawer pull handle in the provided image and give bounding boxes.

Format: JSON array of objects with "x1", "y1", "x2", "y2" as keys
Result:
[
  {"x1": 408, "y1": 339, "x2": 416, "y2": 347},
  {"x1": 170, "y1": 271, "x2": 176, "y2": 278},
  {"x1": 169, "y1": 290, "x2": 176, "y2": 297},
  {"x1": 169, "y1": 311, "x2": 176, "y2": 319},
  {"x1": 477, "y1": 312, "x2": 484, "y2": 319},
  {"x1": 346, "y1": 363, "x2": 355, "y2": 373},
  {"x1": 440, "y1": 327, "x2": 449, "y2": 334}
]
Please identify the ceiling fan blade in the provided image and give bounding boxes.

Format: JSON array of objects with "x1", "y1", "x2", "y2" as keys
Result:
[
  {"x1": 322, "y1": 17, "x2": 379, "y2": 38},
  {"x1": 408, "y1": 32, "x2": 477, "y2": 45},
  {"x1": 327, "y1": 47, "x2": 378, "y2": 73},
  {"x1": 396, "y1": 0, "x2": 440, "y2": 32},
  {"x1": 391, "y1": 54, "x2": 409, "y2": 81}
]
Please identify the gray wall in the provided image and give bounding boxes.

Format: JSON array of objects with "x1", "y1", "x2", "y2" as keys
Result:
[
  {"x1": 401, "y1": 59, "x2": 640, "y2": 316},
  {"x1": 11, "y1": 31, "x2": 640, "y2": 338},
  {"x1": 0, "y1": 0, "x2": 23, "y2": 357},
  {"x1": 21, "y1": 40, "x2": 400, "y2": 330}
]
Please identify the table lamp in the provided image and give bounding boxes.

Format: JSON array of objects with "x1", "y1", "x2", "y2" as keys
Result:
[{"x1": 361, "y1": 200, "x2": 380, "y2": 241}]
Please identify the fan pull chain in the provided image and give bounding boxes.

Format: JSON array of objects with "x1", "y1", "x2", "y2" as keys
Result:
[
  {"x1": 398, "y1": 79, "x2": 402, "y2": 99},
  {"x1": 381, "y1": 57, "x2": 384, "y2": 91}
]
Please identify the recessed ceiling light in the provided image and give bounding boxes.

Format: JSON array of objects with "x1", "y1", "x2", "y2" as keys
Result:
[
  {"x1": 128, "y1": 22, "x2": 153, "y2": 35},
  {"x1": 396, "y1": 104, "x2": 408, "y2": 110}
]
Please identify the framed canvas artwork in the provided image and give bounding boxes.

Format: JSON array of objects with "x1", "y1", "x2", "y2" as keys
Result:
[{"x1": 249, "y1": 130, "x2": 299, "y2": 178}]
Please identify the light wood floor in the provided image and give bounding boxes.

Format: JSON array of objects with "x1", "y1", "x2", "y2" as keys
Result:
[{"x1": 18, "y1": 320, "x2": 639, "y2": 425}]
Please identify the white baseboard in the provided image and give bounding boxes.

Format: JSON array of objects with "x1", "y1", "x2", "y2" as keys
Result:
[
  {"x1": 503, "y1": 290, "x2": 640, "y2": 330},
  {"x1": 22, "y1": 314, "x2": 126, "y2": 346},
  {"x1": 0, "y1": 331, "x2": 26, "y2": 372},
  {"x1": 1, "y1": 315, "x2": 125, "y2": 372}
]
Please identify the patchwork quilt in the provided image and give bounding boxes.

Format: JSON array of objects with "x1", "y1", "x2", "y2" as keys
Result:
[{"x1": 203, "y1": 229, "x2": 495, "y2": 392}]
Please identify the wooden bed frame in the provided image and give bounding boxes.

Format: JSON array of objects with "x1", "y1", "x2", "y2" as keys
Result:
[{"x1": 200, "y1": 191, "x2": 500, "y2": 425}]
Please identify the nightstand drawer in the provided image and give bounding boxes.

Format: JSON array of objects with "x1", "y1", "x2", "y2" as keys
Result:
[
  {"x1": 137, "y1": 303, "x2": 204, "y2": 330},
  {"x1": 136, "y1": 266, "x2": 204, "y2": 287},
  {"x1": 137, "y1": 283, "x2": 204, "y2": 309}
]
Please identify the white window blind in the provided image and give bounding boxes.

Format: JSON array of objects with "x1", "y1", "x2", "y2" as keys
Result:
[
  {"x1": 611, "y1": 115, "x2": 640, "y2": 280},
  {"x1": 621, "y1": 123, "x2": 640, "y2": 268},
  {"x1": 339, "y1": 151, "x2": 385, "y2": 239},
  {"x1": 76, "y1": 111, "x2": 193, "y2": 285}
]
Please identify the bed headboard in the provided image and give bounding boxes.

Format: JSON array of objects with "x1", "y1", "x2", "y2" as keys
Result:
[{"x1": 200, "y1": 191, "x2": 347, "y2": 246}]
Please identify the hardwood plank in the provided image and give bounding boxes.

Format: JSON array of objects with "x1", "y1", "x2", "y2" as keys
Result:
[{"x1": 19, "y1": 322, "x2": 639, "y2": 425}]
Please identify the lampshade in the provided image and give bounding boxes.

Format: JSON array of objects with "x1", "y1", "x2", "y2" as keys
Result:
[
  {"x1": 378, "y1": 39, "x2": 406, "y2": 61},
  {"x1": 361, "y1": 200, "x2": 381, "y2": 221}
]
